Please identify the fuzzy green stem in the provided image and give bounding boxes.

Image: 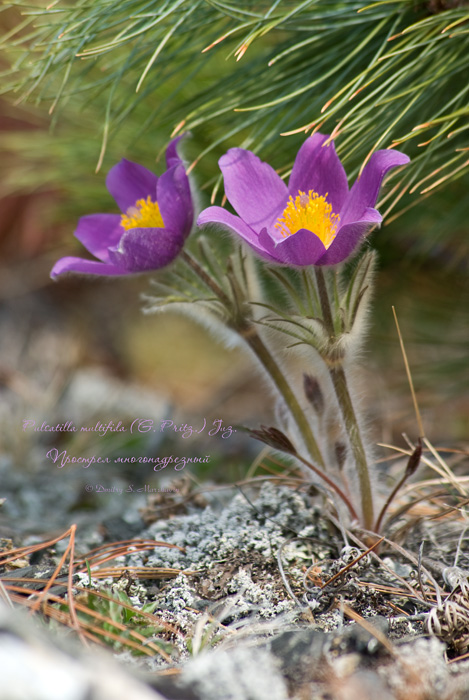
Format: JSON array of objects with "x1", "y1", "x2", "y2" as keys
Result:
[
  {"x1": 241, "y1": 324, "x2": 326, "y2": 470},
  {"x1": 315, "y1": 267, "x2": 374, "y2": 530},
  {"x1": 182, "y1": 249, "x2": 325, "y2": 468},
  {"x1": 181, "y1": 250, "x2": 232, "y2": 306},
  {"x1": 316, "y1": 266, "x2": 335, "y2": 333},
  {"x1": 294, "y1": 451, "x2": 358, "y2": 522},
  {"x1": 329, "y1": 365, "x2": 374, "y2": 530}
]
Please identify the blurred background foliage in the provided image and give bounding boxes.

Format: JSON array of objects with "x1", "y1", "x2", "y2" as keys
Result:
[{"x1": 0, "y1": 0, "x2": 468, "y2": 447}]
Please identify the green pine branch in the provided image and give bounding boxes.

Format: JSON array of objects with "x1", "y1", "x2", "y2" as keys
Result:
[{"x1": 1, "y1": 0, "x2": 468, "y2": 230}]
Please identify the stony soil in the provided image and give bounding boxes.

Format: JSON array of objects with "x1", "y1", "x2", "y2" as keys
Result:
[{"x1": 3, "y1": 473, "x2": 469, "y2": 700}]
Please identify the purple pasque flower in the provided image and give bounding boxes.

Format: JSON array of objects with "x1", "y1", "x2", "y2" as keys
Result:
[
  {"x1": 51, "y1": 135, "x2": 193, "y2": 278},
  {"x1": 197, "y1": 134, "x2": 410, "y2": 266}
]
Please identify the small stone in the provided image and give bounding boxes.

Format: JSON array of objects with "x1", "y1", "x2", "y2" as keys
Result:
[
  {"x1": 330, "y1": 669, "x2": 395, "y2": 700},
  {"x1": 269, "y1": 628, "x2": 328, "y2": 682},
  {"x1": 331, "y1": 617, "x2": 389, "y2": 656}
]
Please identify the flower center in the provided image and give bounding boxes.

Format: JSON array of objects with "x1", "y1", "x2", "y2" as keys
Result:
[
  {"x1": 275, "y1": 190, "x2": 340, "y2": 249},
  {"x1": 120, "y1": 196, "x2": 164, "y2": 230}
]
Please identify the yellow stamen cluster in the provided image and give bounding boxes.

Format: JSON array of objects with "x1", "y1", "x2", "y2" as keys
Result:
[
  {"x1": 120, "y1": 196, "x2": 164, "y2": 230},
  {"x1": 275, "y1": 190, "x2": 340, "y2": 249}
]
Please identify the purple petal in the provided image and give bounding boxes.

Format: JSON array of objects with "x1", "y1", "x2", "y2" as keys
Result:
[
  {"x1": 108, "y1": 227, "x2": 184, "y2": 272},
  {"x1": 219, "y1": 148, "x2": 288, "y2": 231},
  {"x1": 288, "y1": 134, "x2": 349, "y2": 214},
  {"x1": 50, "y1": 256, "x2": 126, "y2": 279},
  {"x1": 265, "y1": 228, "x2": 328, "y2": 266},
  {"x1": 165, "y1": 134, "x2": 185, "y2": 168},
  {"x1": 198, "y1": 206, "x2": 279, "y2": 263},
  {"x1": 106, "y1": 159, "x2": 158, "y2": 213},
  {"x1": 317, "y1": 207, "x2": 382, "y2": 265},
  {"x1": 340, "y1": 149, "x2": 410, "y2": 225},
  {"x1": 157, "y1": 164, "x2": 193, "y2": 238},
  {"x1": 74, "y1": 214, "x2": 122, "y2": 263}
]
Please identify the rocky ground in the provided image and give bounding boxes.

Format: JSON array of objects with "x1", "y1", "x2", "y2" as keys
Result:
[
  {"x1": 2, "y1": 475, "x2": 469, "y2": 700},
  {"x1": 1, "y1": 291, "x2": 469, "y2": 699}
]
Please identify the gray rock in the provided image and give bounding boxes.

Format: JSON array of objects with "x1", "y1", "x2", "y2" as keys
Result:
[
  {"x1": 268, "y1": 628, "x2": 328, "y2": 682},
  {"x1": 176, "y1": 646, "x2": 289, "y2": 700},
  {"x1": 331, "y1": 617, "x2": 390, "y2": 656},
  {"x1": 329, "y1": 669, "x2": 395, "y2": 700},
  {"x1": 0, "y1": 601, "x2": 165, "y2": 700}
]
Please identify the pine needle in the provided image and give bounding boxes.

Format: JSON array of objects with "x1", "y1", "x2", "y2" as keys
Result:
[{"x1": 392, "y1": 305, "x2": 425, "y2": 439}]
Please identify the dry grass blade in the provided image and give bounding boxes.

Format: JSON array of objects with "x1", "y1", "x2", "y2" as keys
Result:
[
  {"x1": 84, "y1": 566, "x2": 196, "y2": 580},
  {"x1": 3, "y1": 577, "x2": 180, "y2": 634},
  {"x1": 74, "y1": 538, "x2": 183, "y2": 572},
  {"x1": 318, "y1": 537, "x2": 385, "y2": 590},
  {"x1": 426, "y1": 497, "x2": 469, "y2": 522},
  {"x1": 3, "y1": 559, "x2": 84, "y2": 642},
  {"x1": 339, "y1": 601, "x2": 395, "y2": 655},
  {"x1": 0, "y1": 527, "x2": 77, "y2": 567},
  {"x1": 338, "y1": 602, "x2": 445, "y2": 698},
  {"x1": 381, "y1": 489, "x2": 450, "y2": 528},
  {"x1": 17, "y1": 525, "x2": 84, "y2": 643},
  {"x1": 375, "y1": 439, "x2": 423, "y2": 532},
  {"x1": 73, "y1": 585, "x2": 180, "y2": 635},
  {"x1": 2, "y1": 580, "x2": 176, "y2": 660},
  {"x1": 392, "y1": 305, "x2": 425, "y2": 439},
  {"x1": 423, "y1": 437, "x2": 468, "y2": 496},
  {"x1": 402, "y1": 475, "x2": 469, "y2": 496},
  {"x1": 356, "y1": 580, "x2": 437, "y2": 605},
  {"x1": 0, "y1": 527, "x2": 190, "y2": 658},
  {"x1": 379, "y1": 442, "x2": 467, "y2": 496},
  {"x1": 0, "y1": 578, "x2": 14, "y2": 609},
  {"x1": 427, "y1": 580, "x2": 469, "y2": 656},
  {"x1": 330, "y1": 520, "x2": 438, "y2": 605}
]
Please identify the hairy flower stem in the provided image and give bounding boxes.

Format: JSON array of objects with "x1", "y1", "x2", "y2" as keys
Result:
[
  {"x1": 181, "y1": 250, "x2": 232, "y2": 307},
  {"x1": 294, "y1": 452, "x2": 358, "y2": 521},
  {"x1": 182, "y1": 250, "x2": 325, "y2": 468},
  {"x1": 315, "y1": 267, "x2": 374, "y2": 530},
  {"x1": 240, "y1": 325, "x2": 326, "y2": 470}
]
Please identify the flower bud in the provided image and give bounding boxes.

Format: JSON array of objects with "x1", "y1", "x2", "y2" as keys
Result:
[{"x1": 303, "y1": 373, "x2": 324, "y2": 415}]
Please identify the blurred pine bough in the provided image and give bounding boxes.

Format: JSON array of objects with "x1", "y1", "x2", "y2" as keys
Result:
[
  {"x1": 0, "y1": 0, "x2": 468, "y2": 264},
  {"x1": 0, "y1": 1, "x2": 467, "y2": 439}
]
